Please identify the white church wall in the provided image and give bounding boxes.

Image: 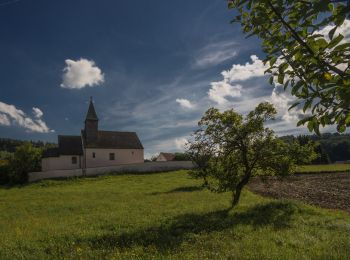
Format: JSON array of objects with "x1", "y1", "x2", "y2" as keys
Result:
[
  {"x1": 85, "y1": 148, "x2": 144, "y2": 168},
  {"x1": 29, "y1": 161, "x2": 195, "y2": 182},
  {"x1": 41, "y1": 155, "x2": 82, "y2": 171}
]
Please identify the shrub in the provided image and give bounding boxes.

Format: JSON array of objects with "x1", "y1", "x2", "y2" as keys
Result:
[
  {"x1": 8, "y1": 143, "x2": 42, "y2": 184},
  {"x1": 0, "y1": 161, "x2": 10, "y2": 185},
  {"x1": 174, "y1": 153, "x2": 190, "y2": 161}
]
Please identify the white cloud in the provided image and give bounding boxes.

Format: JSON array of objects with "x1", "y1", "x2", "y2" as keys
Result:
[
  {"x1": 176, "y1": 98, "x2": 195, "y2": 109},
  {"x1": 269, "y1": 87, "x2": 301, "y2": 123},
  {"x1": 208, "y1": 81, "x2": 242, "y2": 105},
  {"x1": 174, "y1": 137, "x2": 188, "y2": 150},
  {"x1": 194, "y1": 41, "x2": 237, "y2": 68},
  {"x1": 0, "y1": 101, "x2": 53, "y2": 133},
  {"x1": 61, "y1": 58, "x2": 105, "y2": 89},
  {"x1": 316, "y1": 19, "x2": 350, "y2": 42},
  {"x1": 222, "y1": 55, "x2": 267, "y2": 82},
  {"x1": 152, "y1": 136, "x2": 189, "y2": 153},
  {"x1": 0, "y1": 114, "x2": 10, "y2": 126},
  {"x1": 32, "y1": 107, "x2": 43, "y2": 118}
]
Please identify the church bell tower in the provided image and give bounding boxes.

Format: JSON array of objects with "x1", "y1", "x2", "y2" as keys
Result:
[{"x1": 84, "y1": 97, "x2": 98, "y2": 142}]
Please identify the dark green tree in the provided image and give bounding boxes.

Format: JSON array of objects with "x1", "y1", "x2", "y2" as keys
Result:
[
  {"x1": 228, "y1": 0, "x2": 350, "y2": 133},
  {"x1": 9, "y1": 143, "x2": 42, "y2": 184},
  {"x1": 174, "y1": 153, "x2": 191, "y2": 161},
  {"x1": 187, "y1": 103, "x2": 316, "y2": 208}
]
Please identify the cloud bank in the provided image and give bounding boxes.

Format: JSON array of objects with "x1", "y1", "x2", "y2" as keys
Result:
[
  {"x1": 208, "y1": 82, "x2": 242, "y2": 105},
  {"x1": 61, "y1": 58, "x2": 105, "y2": 89},
  {"x1": 0, "y1": 101, "x2": 53, "y2": 133}
]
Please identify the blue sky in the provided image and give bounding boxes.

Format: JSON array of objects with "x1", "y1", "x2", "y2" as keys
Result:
[{"x1": 1, "y1": 0, "x2": 345, "y2": 157}]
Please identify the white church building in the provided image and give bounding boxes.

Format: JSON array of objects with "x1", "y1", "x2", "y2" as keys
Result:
[{"x1": 42, "y1": 98, "x2": 144, "y2": 171}]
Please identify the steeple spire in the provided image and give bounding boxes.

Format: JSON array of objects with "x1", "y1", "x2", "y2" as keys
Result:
[
  {"x1": 84, "y1": 97, "x2": 99, "y2": 142},
  {"x1": 85, "y1": 96, "x2": 98, "y2": 121}
]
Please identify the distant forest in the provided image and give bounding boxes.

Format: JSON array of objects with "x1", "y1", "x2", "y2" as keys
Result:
[
  {"x1": 0, "y1": 138, "x2": 56, "y2": 154},
  {"x1": 281, "y1": 133, "x2": 350, "y2": 164},
  {"x1": 0, "y1": 133, "x2": 349, "y2": 164}
]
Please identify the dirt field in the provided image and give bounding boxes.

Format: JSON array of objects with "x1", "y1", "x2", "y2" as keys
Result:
[{"x1": 248, "y1": 172, "x2": 350, "y2": 213}]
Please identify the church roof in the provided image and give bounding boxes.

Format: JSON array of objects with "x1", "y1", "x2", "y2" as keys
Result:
[
  {"x1": 42, "y1": 135, "x2": 83, "y2": 158},
  {"x1": 42, "y1": 147, "x2": 59, "y2": 158},
  {"x1": 58, "y1": 135, "x2": 83, "y2": 155},
  {"x1": 158, "y1": 152, "x2": 175, "y2": 161},
  {"x1": 85, "y1": 97, "x2": 98, "y2": 121},
  {"x1": 83, "y1": 130, "x2": 144, "y2": 149}
]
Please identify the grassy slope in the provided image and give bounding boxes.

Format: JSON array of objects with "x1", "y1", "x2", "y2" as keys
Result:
[
  {"x1": 297, "y1": 163, "x2": 350, "y2": 173},
  {"x1": 0, "y1": 171, "x2": 349, "y2": 259}
]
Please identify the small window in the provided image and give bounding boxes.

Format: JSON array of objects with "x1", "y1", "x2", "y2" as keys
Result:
[
  {"x1": 71, "y1": 156, "x2": 77, "y2": 164},
  {"x1": 109, "y1": 153, "x2": 115, "y2": 160},
  {"x1": 92, "y1": 152, "x2": 96, "y2": 158}
]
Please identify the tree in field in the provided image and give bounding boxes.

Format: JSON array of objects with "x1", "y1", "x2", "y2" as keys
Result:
[
  {"x1": 9, "y1": 143, "x2": 42, "y2": 183},
  {"x1": 227, "y1": 0, "x2": 350, "y2": 133},
  {"x1": 187, "y1": 103, "x2": 316, "y2": 208}
]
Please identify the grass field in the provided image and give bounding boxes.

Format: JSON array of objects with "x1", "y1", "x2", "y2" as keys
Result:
[
  {"x1": 297, "y1": 163, "x2": 350, "y2": 173},
  {"x1": 0, "y1": 171, "x2": 349, "y2": 259}
]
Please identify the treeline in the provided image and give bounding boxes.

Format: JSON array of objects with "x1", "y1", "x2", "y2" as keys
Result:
[
  {"x1": 281, "y1": 133, "x2": 350, "y2": 164},
  {"x1": 0, "y1": 138, "x2": 56, "y2": 184},
  {"x1": 0, "y1": 138, "x2": 56, "y2": 154}
]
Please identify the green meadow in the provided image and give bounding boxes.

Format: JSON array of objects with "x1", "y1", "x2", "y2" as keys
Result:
[
  {"x1": 0, "y1": 170, "x2": 349, "y2": 259},
  {"x1": 297, "y1": 163, "x2": 350, "y2": 173}
]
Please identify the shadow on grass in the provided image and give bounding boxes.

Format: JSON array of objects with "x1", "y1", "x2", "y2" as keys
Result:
[
  {"x1": 81, "y1": 201, "x2": 304, "y2": 251},
  {"x1": 150, "y1": 185, "x2": 204, "y2": 195}
]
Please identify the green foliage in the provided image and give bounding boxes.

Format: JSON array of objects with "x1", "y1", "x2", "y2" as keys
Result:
[
  {"x1": 282, "y1": 133, "x2": 350, "y2": 162},
  {"x1": 187, "y1": 102, "x2": 316, "y2": 208},
  {"x1": 0, "y1": 162, "x2": 11, "y2": 185},
  {"x1": 8, "y1": 143, "x2": 42, "y2": 184},
  {"x1": 228, "y1": 0, "x2": 350, "y2": 133},
  {"x1": 174, "y1": 152, "x2": 191, "y2": 161},
  {"x1": 0, "y1": 137, "x2": 56, "y2": 153},
  {"x1": 0, "y1": 171, "x2": 349, "y2": 258}
]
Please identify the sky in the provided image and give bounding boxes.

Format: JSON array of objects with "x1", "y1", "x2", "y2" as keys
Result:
[{"x1": 0, "y1": 0, "x2": 348, "y2": 158}]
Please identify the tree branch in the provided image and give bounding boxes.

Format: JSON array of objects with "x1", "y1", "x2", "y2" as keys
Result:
[{"x1": 266, "y1": 0, "x2": 348, "y2": 78}]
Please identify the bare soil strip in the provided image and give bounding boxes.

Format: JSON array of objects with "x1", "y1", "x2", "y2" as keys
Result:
[{"x1": 248, "y1": 172, "x2": 350, "y2": 213}]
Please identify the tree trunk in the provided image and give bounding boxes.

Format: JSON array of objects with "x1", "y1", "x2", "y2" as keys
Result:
[
  {"x1": 231, "y1": 186, "x2": 243, "y2": 208},
  {"x1": 230, "y1": 171, "x2": 251, "y2": 209}
]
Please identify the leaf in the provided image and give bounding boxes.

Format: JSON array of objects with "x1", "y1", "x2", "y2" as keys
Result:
[
  {"x1": 307, "y1": 121, "x2": 314, "y2": 132},
  {"x1": 279, "y1": 63, "x2": 289, "y2": 73},
  {"x1": 328, "y1": 26, "x2": 337, "y2": 40},
  {"x1": 270, "y1": 57, "x2": 277, "y2": 67},
  {"x1": 228, "y1": 0, "x2": 234, "y2": 9},
  {"x1": 313, "y1": 122, "x2": 321, "y2": 136},
  {"x1": 303, "y1": 99, "x2": 312, "y2": 112},
  {"x1": 288, "y1": 102, "x2": 300, "y2": 111},
  {"x1": 327, "y1": 34, "x2": 344, "y2": 49},
  {"x1": 345, "y1": 114, "x2": 350, "y2": 125},
  {"x1": 337, "y1": 124, "x2": 346, "y2": 133},
  {"x1": 278, "y1": 74, "x2": 284, "y2": 84},
  {"x1": 297, "y1": 117, "x2": 313, "y2": 127},
  {"x1": 334, "y1": 43, "x2": 350, "y2": 51}
]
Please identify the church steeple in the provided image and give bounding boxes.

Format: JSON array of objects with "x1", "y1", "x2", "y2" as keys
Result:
[
  {"x1": 85, "y1": 96, "x2": 98, "y2": 121},
  {"x1": 84, "y1": 97, "x2": 98, "y2": 142}
]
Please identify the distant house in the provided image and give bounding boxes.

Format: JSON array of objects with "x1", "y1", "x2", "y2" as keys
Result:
[
  {"x1": 156, "y1": 152, "x2": 175, "y2": 162},
  {"x1": 42, "y1": 98, "x2": 144, "y2": 171}
]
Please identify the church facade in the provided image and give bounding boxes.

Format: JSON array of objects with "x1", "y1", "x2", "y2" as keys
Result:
[{"x1": 42, "y1": 98, "x2": 144, "y2": 171}]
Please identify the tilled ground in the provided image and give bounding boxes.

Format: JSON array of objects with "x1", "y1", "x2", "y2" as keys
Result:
[{"x1": 248, "y1": 172, "x2": 350, "y2": 213}]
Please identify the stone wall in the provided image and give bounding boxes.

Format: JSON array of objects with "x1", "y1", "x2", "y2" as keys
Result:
[{"x1": 29, "y1": 161, "x2": 195, "y2": 182}]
